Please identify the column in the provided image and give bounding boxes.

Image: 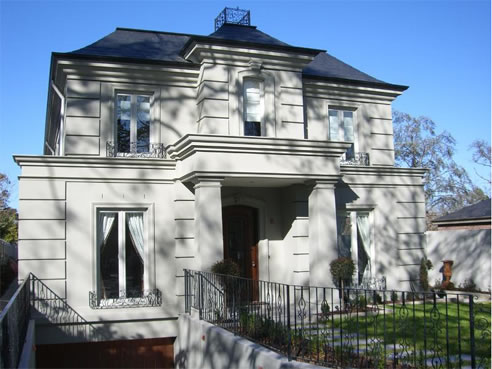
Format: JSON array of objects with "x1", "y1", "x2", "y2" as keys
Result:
[
  {"x1": 194, "y1": 178, "x2": 224, "y2": 272},
  {"x1": 308, "y1": 180, "x2": 339, "y2": 287}
]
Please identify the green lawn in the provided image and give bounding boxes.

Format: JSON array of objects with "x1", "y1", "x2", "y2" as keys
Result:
[{"x1": 324, "y1": 301, "x2": 491, "y2": 361}]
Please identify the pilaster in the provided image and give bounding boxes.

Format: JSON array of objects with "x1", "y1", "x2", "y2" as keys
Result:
[
  {"x1": 308, "y1": 180, "x2": 339, "y2": 287},
  {"x1": 194, "y1": 178, "x2": 224, "y2": 271}
]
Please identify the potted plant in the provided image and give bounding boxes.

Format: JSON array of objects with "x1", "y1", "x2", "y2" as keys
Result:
[{"x1": 330, "y1": 257, "x2": 355, "y2": 305}]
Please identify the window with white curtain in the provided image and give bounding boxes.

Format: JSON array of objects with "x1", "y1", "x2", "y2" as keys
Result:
[
  {"x1": 97, "y1": 209, "x2": 147, "y2": 299},
  {"x1": 336, "y1": 211, "x2": 373, "y2": 285},
  {"x1": 329, "y1": 108, "x2": 356, "y2": 159},
  {"x1": 243, "y1": 79, "x2": 264, "y2": 136}
]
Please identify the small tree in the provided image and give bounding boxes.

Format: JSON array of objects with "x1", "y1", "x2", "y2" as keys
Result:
[
  {"x1": 419, "y1": 257, "x2": 433, "y2": 291},
  {"x1": 330, "y1": 257, "x2": 355, "y2": 304}
]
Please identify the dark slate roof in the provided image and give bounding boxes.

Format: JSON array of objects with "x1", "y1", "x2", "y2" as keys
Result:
[
  {"x1": 208, "y1": 24, "x2": 290, "y2": 47},
  {"x1": 304, "y1": 52, "x2": 386, "y2": 85},
  {"x1": 69, "y1": 28, "x2": 191, "y2": 63},
  {"x1": 434, "y1": 199, "x2": 491, "y2": 222},
  {"x1": 62, "y1": 24, "x2": 406, "y2": 90}
]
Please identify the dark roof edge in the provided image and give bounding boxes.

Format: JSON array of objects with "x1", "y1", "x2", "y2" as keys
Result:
[
  {"x1": 433, "y1": 216, "x2": 491, "y2": 224},
  {"x1": 181, "y1": 35, "x2": 325, "y2": 58},
  {"x1": 115, "y1": 26, "x2": 195, "y2": 38},
  {"x1": 52, "y1": 52, "x2": 201, "y2": 69},
  {"x1": 303, "y1": 74, "x2": 408, "y2": 92}
]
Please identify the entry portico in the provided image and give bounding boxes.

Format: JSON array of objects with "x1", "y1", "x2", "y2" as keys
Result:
[{"x1": 168, "y1": 134, "x2": 350, "y2": 286}]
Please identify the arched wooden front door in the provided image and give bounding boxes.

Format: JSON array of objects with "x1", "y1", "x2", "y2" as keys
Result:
[{"x1": 222, "y1": 205, "x2": 259, "y2": 284}]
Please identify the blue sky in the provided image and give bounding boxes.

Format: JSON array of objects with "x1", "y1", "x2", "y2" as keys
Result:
[{"x1": 0, "y1": 0, "x2": 490, "y2": 208}]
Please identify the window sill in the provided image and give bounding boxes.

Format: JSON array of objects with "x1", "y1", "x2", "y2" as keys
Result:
[{"x1": 89, "y1": 289, "x2": 162, "y2": 309}]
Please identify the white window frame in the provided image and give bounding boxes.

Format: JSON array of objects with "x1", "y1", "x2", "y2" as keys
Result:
[
  {"x1": 115, "y1": 92, "x2": 154, "y2": 155},
  {"x1": 328, "y1": 107, "x2": 358, "y2": 158},
  {"x1": 336, "y1": 209, "x2": 374, "y2": 285},
  {"x1": 242, "y1": 78, "x2": 265, "y2": 136},
  {"x1": 91, "y1": 203, "x2": 157, "y2": 308}
]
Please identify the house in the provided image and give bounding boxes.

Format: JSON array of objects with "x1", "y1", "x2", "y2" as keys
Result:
[
  {"x1": 432, "y1": 199, "x2": 491, "y2": 230},
  {"x1": 427, "y1": 199, "x2": 491, "y2": 291},
  {"x1": 14, "y1": 8, "x2": 426, "y2": 363}
]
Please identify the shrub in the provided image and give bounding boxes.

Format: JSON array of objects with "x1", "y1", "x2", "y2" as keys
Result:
[
  {"x1": 211, "y1": 259, "x2": 240, "y2": 276},
  {"x1": 391, "y1": 291, "x2": 399, "y2": 303},
  {"x1": 459, "y1": 278, "x2": 479, "y2": 292},
  {"x1": 419, "y1": 257, "x2": 433, "y2": 291},
  {"x1": 320, "y1": 301, "x2": 330, "y2": 317},
  {"x1": 330, "y1": 257, "x2": 355, "y2": 288}
]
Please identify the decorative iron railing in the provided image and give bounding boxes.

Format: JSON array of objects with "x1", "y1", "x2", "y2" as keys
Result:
[
  {"x1": 89, "y1": 289, "x2": 162, "y2": 309},
  {"x1": 341, "y1": 152, "x2": 370, "y2": 166},
  {"x1": 0, "y1": 273, "x2": 116, "y2": 367},
  {"x1": 184, "y1": 270, "x2": 491, "y2": 369},
  {"x1": 0, "y1": 276, "x2": 30, "y2": 369},
  {"x1": 214, "y1": 7, "x2": 251, "y2": 31},
  {"x1": 106, "y1": 142, "x2": 165, "y2": 158}
]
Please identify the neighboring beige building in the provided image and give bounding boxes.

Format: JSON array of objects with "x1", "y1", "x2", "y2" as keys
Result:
[{"x1": 14, "y1": 9, "x2": 425, "y2": 352}]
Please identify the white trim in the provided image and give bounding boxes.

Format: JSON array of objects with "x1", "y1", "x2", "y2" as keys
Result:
[
  {"x1": 92, "y1": 203, "x2": 155, "y2": 304},
  {"x1": 51, "y1": 80, "x2": 65, "y2": 156},
  {"x1": 222, "y1": 194, "x2": 268, "y2": 281}
]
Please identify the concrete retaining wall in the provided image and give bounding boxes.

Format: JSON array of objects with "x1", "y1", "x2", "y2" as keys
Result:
[
  {"x1": 174, "y1": 313, "x2": 327, "y2": 369},
  {"x1": 426, "y1": 229, "x2": 491, "y2": 292}
]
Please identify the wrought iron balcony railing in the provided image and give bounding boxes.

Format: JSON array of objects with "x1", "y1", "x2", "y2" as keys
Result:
[
  {"x1": 106, "y1": 142, "x2": 165, "y2": 158},
  {"x1": 340, "y1": 152, "x2": 370, "y2": 166},
  {"x1": 89, "y1": 289, "x2": 162, "y2": 309}
]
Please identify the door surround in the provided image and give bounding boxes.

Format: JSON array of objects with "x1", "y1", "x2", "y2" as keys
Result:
[{"x1": 222, "y1": 194, "x2": 267, "y2": 280}]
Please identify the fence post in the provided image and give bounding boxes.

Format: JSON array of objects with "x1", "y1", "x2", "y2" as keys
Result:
[
  {"x1": 199, "y1": 272, "x2": 204, "y2": 320},
  {"x1": 184, "y1": 270, "x2": 188, "y2": 313},
  {"x1": 469, "y1": 294, "x2": 476, "y2": 369},
  {"x1": 286, "y1": 284, "x2": 291, "y2": 361}
]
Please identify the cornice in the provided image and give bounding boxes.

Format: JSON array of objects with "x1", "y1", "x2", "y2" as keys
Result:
[
  {"x1": 183, "y1": 43, "x2": 316, "y2": 71},
  {"x1": 303, "y1": 79, "x2": 404, "y2": 103},
  {"x1": 14, "y1": 155, "x2": 176, "y2": 170},
  {"x1": 341, "y1": 165, "x2": 427, "y2": 177},
  {"x1": 167, "y1": 134, "x2": 352, "y2": 161},
  {"x1": 53, "y1": 57, "x2": 200, "y2": 86}
]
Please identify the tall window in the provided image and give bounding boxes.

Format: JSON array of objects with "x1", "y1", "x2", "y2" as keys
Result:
[
  {"x1": 116, "y1": 93, "x2": 151, "y2": 154},
  {"x1": 336, "y1": 211, "x2": 373, "y2": 285},
  {"x1": 243, "y1": 79, "x2": 264, "y2": 136},
  {"x1": 329, "y1": 109, "x2": 355, "y2": 159},
  {"x1": 97, "y1": 210, "x2": 147, "y2": 299}
]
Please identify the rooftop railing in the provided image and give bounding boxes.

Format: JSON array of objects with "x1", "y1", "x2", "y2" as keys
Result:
[{"x1": 184, "y1": 269, "x2": 491, "y2": 368}]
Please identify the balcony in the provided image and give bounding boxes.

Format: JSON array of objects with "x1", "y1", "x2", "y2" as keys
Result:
[
  {"x1": 340, "y1": 152, "x2": 369, "y2": 166},
  {"x1": 106, "y1": 142, "x2": 165, "y2": 159}
]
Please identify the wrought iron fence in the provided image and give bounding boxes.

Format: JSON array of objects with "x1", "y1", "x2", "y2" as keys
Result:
[
  {"x1": 184, "y1": 270, "x2": 491, "y2": 369},
  {"x1": 30, "y1": 274, "x2": 109, "y2": 342},
  {"x1": 0, "y1": 276, "x2": 30, "y2": 369},
  {"x1": 1, "y1": 273, "x2": 114, "y2": 367}
]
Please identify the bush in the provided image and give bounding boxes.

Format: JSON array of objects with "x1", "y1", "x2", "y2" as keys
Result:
[
  {"x1": 330, "y1": 257, "x2": 355, "y2": 288},
  {"x1": 459, "y1": 278, "x2": 479, "y2": 292},
  {"x1": 419, "y1": 257, "x2": 433, "y2": 291},
  {"x1": 211, "y1": 259, "x2": 240, "y2": 276},
  {"x1": 320, "y1": 301, "x2": 330, "y2": 317},
  {"x1": 391, "y1": 291, "x2": 399, "y2": 303}
]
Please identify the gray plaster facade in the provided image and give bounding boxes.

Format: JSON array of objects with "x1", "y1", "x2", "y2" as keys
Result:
[{"x1": 14, "y1": 21, "x2": 426, "y2": 344}]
